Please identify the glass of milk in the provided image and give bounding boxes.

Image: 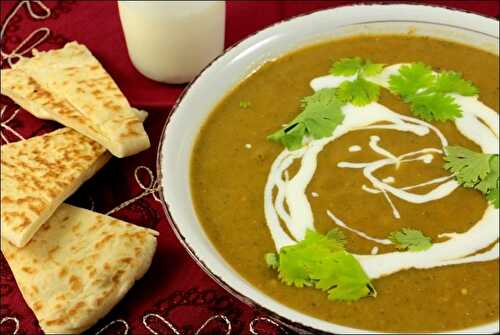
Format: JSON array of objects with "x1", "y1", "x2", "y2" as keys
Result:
[{"x1": 118, "y1": 1, "x2": 226, "y2": 84}]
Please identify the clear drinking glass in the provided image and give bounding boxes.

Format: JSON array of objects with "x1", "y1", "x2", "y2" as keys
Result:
[{"x1": 118, "y1": 1, "x2": 226, "y2": 84}]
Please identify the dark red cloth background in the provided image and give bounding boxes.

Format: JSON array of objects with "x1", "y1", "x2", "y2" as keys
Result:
[{"x1": 0, "y1": 1, "x2": 498, "y2": 335}]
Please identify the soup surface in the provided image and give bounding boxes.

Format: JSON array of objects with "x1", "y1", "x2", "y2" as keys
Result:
[{"x1": 191, "y1": 35, "x2": 499, "y2": 332}]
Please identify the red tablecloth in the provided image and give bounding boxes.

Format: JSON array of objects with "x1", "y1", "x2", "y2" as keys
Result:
[{"x1": 0, "y1": 1, "x2": 498, "y2": 334}]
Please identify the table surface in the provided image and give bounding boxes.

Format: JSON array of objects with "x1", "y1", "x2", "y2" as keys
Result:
[{"x1": 0, "y1": 1, "x2": 498, "y2": 334}]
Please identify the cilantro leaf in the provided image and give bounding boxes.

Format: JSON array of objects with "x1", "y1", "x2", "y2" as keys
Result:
[
  {"x1": 268, "y1": 123, "x2": 306, "y2": 150},
  {"x1": 278, "y1": 230, "x2": 343, "y2": 287},
  {"x1": 329, "y1": 58, "x2": 383, "y2": 106},
  {"x1": 389, "y1": 63, "x2": 435, "y2": 100},
  {"x1": 410, "y1": 92, "x2": 462, "y2": 122},
  {"x1": 268, "y1": 88, "x2": 344, "y2": 150},
  {"x1": 336, "y1": 77, "x2": 380, "y2": 106},
  {"x1": 267, "y1": 229, "x2": 375, "y2": 301},
  {"x1": 476, "y1": 155, "x2": 499, "y2": 194},
  {"x1": 300, "y1": 86, "x2": 342, "y2": 108},
  {"x1": 444, "y1": 146, "x2": 495, "y2": 188},
  {"x1": 444, "y1": 146, "x2": 499, "y2": 207},
  {"x1": 330, "y1": 57, "x2": 364, "y2": 76},
  {"x1": 309, "y1": 250, "x2": 374, "y2": 301},
  {"x1": 388, "y1": 228, "x2": 432, "y2": 252},
  {"x1": 388, "y1": 63, "x2": 480, "y2": 122},
  {"x1": 361, "y1": 61, "x2": 385, "y2": 77},
  {"x1": 265, "y1": 253, "x2": 279, "y2": 270},
  {"x1": 487, "y1": 181, "x2": 499, "y2": 208},
  {"x1": 434, "y1": 71, "x2": 479, "y2": 96},
  {"x1": 326, "y1": 227, "x2": 347, "y2": 247},
  {"x1": 330, "y1": 57, "x2": 384, "y2": 77}
]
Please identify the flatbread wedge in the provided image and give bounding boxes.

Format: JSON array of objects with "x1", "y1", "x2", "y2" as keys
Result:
[
  {"x1": 1, "y1": 128, "x2": 110, "y2": 247},
  {"x1": 0, "y1": 69, "x2": 147, "y2": 153},
  {"x1": 1, "y1": 204, "x2": 158, "y2": 334},
  {"x1": 6, "y1": 41, "x2": 150, "y2": 158}
]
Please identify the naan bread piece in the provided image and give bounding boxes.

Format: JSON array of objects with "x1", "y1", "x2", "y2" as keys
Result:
[
  {"x1": 1, "y1": 128, "x2": 110, "y2": 247},
  {"x1": 0, "y1": 69, "x2": 146, "y2": 155},
  {"x1": 1, "y1": 204, "x2": 158, "y2": 334},
  {"x1": 10, "y1": 41, "x2": 150, "y2": 158}
]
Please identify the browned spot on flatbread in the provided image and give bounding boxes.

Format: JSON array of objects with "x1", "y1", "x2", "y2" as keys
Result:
[
  {"x1": 47, "y1": 188, "x2": 59, "y2": 198},
  {"x1": 48, "y1": 246, "x2": 59, "y2": 255},
  {"x1": 88, "y1": 267, "x2": 97, "y2": 278},
  {"x1": 1, "y1": 159, "x2": 14, "y2": 168},
  {"x1": 21, "y1": 266, "x2": 35, "y2": 274},
  {"x1": 95, "y1": 234, "x2": 114, "y2": 250},
  {"x1": 91, "y1": 278, "x2": 103, "y2": 286},
  {"x1": 96, "y1": 296, "x2": 104, "y2": 307},
  {"x1": 91, "y1": 89, "x2": 102, "y2": 97},
  {"x1": 69, "y1": 275, "x2": 82, "y2": 292},
  {"x1": 58, "y1": 267, "x2": 68, "y2": 278},
  {"x1": 45, "y1": 317, "x2": 67, "y2": 327},
  {"x1": 112, "y1": 270, "x2": 125, "y2": 284},
  {"x1": 67, "y1": 301, "x2": 85, "y2": 316},
  {"x1": 33, "y1": 301, "x2": 43, "y2": 311},
  {"x1": 1, "y1": 196, "x2": 14, "y2": 204},
  {"x1": 32, "y1": 285, "x2": 39, "y2": 294},
  {"x1": 28, "y1": 203, "x2": 43, "y2": 215},
  {"x1": 121, "y1": 130, "x2": 139, "y2": 138},
  {"x1": 134, "y1": 247, "x2": 142, "y2": 256},
  {"x1": 5, "y1": 251, "x2": 15, "y2": 260},
  {"x1": 120, "y1": 257, "x2": 133, "y2": 264},
  {"x1": 95, "y1": 288, "x2": 113, "y2": 307},
  {"x1": 12, "y1": 213, "x2": 31, "y2": 231},
  {"x1": 103, "y1": 101, "x2": 121, "y2": 112}
]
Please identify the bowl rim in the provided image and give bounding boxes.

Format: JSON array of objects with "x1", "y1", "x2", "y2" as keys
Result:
[{"x1": 156, "y1": 3, "x2": 499, "y2": 334}]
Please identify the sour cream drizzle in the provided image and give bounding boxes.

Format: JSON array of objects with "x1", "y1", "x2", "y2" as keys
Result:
[
  {"x1": 264, "y1": 63, "x2": 499, "y2": 279},
  {"x1": 326, "y1": 210, "x2": 392, "y2": 245}
]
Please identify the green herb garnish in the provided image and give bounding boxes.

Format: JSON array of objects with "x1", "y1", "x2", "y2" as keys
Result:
[
  {"x1": 434, "y1": 71, "x2": 479, "y2": 96},
  {"x1": 410, "y1": 93, "x2": 462, "y2": 122},
  {"x1": 330, "y1": 57, "x2": 384, "y2": 106},
  {"x1": 326, "y1": 227, "x2": 347, "y2": 247},
  {"x1": 267, "y1": 88, "x2": 344, "y2": 150},
  {"x1": 265, "y1": 252, "x2": 279, "y2": 270},
  {"x1": 389, "y1": 63, "x2": 435, "y2": 99},
  {"x1": 330, "y1": 57, "x2": 384, "y2": 77},
  {"x1": 388, "y1": 63, "x2": 478, "y2": 122},
  {"x1": 336, "y1": 77, "x2": 380, "y2": 106},
  {"x1": 388, "y1": 228, "x2": 432, "y2": 252},
  {"x1": 239, "y1": 100, "x2": 251, "y2": 109},
  {"x1": 444, "y1": 146, "x2": 499, "y2": 208},
  {"x1": 266, "y1": 229, "x2": 375, "y2": 301},
  {"x1": 487, "y1": 181, "x2": 499, "y2": 208}
]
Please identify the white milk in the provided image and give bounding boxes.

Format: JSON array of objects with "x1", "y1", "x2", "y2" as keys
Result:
[{"x1": 118, "y1": 1, "x2": 225, "y2": 84}]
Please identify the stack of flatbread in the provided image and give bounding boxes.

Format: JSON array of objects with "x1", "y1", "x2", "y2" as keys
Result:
[
  {"x1": 1, "y1": 41, "x2": 150, "y2": 158},
  {"x1": 1, "y1": 128, "x2": 111, "y2": 247},
  {"x1": 0, "y1": 41, "x2": 157, "y2": 334}
]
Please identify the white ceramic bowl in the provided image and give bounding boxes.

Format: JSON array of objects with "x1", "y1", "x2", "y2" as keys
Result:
[{"x1": 158, "y1": 4, "x2": 499, "y2": 334}]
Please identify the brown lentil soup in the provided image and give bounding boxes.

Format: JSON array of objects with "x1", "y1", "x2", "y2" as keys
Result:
[{"x1": 191, "y1": 35, "x2": 499, "y2": 332}]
